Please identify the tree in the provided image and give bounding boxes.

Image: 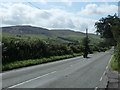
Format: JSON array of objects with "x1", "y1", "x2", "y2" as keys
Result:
[
  {"x1": 95, "y1": 14, "x2": 120, "y2": 45},
  {"x1": 111, "y1": 19, "x2": 120, "y2": 42},
  {"x1": 95, "y1": 14, "x2": 120, "y2": 71}
]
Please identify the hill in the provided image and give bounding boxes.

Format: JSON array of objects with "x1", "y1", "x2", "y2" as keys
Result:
[{"x1": 2, "y1": 25, "x2": 101, "y2": 44}]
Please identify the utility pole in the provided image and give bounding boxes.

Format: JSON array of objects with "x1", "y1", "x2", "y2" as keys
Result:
[
  {"x1": 85, "y1": 28, "x2": 88, "y2": 47},
  {"x1": 86, "y1": 28, "x2": 88, "y2": 39},
  {"x1": 83, "y1": 28, "x2": 89, "y2": 58}
]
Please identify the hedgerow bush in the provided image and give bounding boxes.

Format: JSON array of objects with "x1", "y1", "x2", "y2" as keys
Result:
[
  {"x1": 2, "y1": 37, "x2": 83, "y2": 65},
  {"x1": 114, "y1": 42, "x2": 120, "y2": 66}
]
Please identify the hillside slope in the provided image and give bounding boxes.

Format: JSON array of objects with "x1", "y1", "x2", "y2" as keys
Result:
[{"x1": 2, "y1": 25, "x2": 101, "y2": 44}]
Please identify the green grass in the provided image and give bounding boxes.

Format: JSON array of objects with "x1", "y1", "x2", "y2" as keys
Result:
[
  {"x1": 2, "y1": 53, "x2": 82, "y2": 71},
  {"x1": 2, "y1": 32, "x2": 102, "y2": 45},
  {"x1": 110, "y1": 55, "x2": 120, "y2": 73},
  {"x1": 3, "y1": 32, "x2": 48, "y2": 40}
]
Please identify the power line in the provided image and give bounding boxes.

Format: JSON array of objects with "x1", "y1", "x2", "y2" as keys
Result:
[{"x1": 27, "y1": 2, "x2": 41, "y2": 10}]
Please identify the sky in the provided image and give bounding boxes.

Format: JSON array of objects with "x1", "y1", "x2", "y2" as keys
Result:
[{"x1": 0, "y1": 0, "x2": 119, "y2": 33}]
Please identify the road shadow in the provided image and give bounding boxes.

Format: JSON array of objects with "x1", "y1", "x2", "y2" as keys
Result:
[
  {"x1": 83, "y1": 56, "x2": 91, "y2": 59},
  {"x1": 86, "y1": 57, "x2": 91, "y2": 59}
]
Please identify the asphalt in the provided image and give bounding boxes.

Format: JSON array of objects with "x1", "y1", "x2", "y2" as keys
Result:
[{"x1": 1, "y1": 50, "x2": 113, "y2": 89}]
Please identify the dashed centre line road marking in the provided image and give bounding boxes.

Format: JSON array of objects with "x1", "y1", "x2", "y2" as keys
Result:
[
  {"x1": 8, "y1": 71, "x2": 56, "y2": 88},
  {"x1": 5, "y1": 53, "x2": 112, "y2": 89}
]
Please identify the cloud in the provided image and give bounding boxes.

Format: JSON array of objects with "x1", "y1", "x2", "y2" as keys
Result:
[
  {"x1": 40, "y1": 0, "x2": 48, "y2": 4},
  {"x1": 80, "y1": 3, "x2": 117, "y2": 15},
  {"x1": 61, "y1": 0, "x2": 73, "y2": 6},
  {"x1": 1, "y1": 3, "x2": 100, "y2": 33}
]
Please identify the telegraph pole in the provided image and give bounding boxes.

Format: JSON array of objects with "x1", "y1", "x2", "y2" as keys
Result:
[
  {"x1": 86, "y1": 28, "x2": 88, "y2": 39},
  {"x1": 83, "y1": 28, "x2": 89, "y2": 58},
  {"x1": 85, "y1": 28, "x2": 88, "y2": 47}
]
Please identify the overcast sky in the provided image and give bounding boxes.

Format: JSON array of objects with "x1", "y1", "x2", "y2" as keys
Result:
[{"x1": 0, "y1": 0, "x2": 118, "y2": 33}]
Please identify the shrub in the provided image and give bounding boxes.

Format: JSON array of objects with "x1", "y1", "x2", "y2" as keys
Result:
[{"x1": 114, "y1": 42, "x2": 120, "y2": 66}]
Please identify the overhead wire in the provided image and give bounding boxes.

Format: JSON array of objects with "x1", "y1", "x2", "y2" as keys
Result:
[{"x1": 27, "y1": 2, "x2": 41, "y2": 9}]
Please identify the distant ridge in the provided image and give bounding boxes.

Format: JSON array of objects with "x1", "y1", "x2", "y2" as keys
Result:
[
  {"x1": 2, "y1": 25, "x2": 84, "y2": 34},
  {"x1": 2, "y1": 25, "x2": 100, "y2": 44}
]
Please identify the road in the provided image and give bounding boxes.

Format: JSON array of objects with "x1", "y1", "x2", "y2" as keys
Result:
[{"x1": 2, "y1": 50, "x2": 113, "y2": 89}]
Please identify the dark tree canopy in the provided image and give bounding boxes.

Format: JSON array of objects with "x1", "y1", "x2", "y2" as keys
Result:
[
  {"x1": 95, "y1": 14, "x2": 120, "y2": 46},
  {"x1": 95, "y1": 14, "x2": 120, "y2": 39}
]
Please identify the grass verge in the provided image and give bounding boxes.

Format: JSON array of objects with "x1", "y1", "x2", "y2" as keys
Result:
[
  {"x1": 2, "y1": 53, "x2": 82, "y2": 71},
  {"x1": 110, "y1": 55, "x2": 120, "y2": 73}
]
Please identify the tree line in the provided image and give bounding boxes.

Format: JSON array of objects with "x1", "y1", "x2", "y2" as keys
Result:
[
  {"x1": 2, "y1": 35, "x2": 109, "y2": 65},
  {"x1": 95, "y1": 14, "x2": 120, "y2": 66},
  {"x1": 2, "y1": 37, "x2": 82, "y2": 64}
]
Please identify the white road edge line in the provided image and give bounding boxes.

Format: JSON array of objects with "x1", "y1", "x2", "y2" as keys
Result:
[
  {"x1": 105, "y1": 55, "x2": 113, "y2": 71},
  {"x1": 100, "y1": 71, "x2": 106, "y2": 81},
  {"x1": 107, "y1": 55, "x2": 113, "y2": 67},
  {"x1": 105, "y1": 55, "x2": 113, "y2": 73},
  {"x1": 103, "y1": 71, "x2": 106, "y2": 76},
  {"x1": 99, "y1": 55, "x2": 113, "y2": 82},
  {"x1": 94, "y1": 87, "x2": 98, "y2": 90},
  {"x1": 8, "y1": 71, "x2": 56, "y2": 88},
  {"x1": 100, "y1": 77, "x2": 103, "y2": 81},
  {"x1": 106, "y1": 66, "x2": 108, "y2": 70},
  {"x1": 105, "y1": 55, "x2": 113, "y2": 72},
  {"x1": 99, "y1": 55, "x2": 112, "y2": 83}
]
